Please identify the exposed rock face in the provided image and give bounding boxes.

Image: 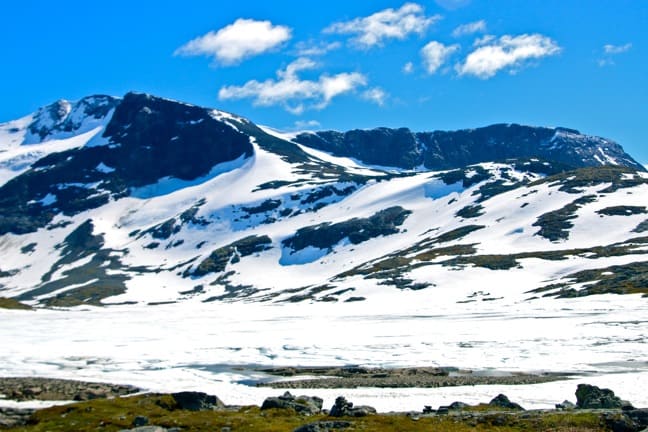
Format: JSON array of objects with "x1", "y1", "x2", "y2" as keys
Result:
[
  {"x1": 0, "y1": 92, "x2": 254, "y2": 235},
  {"x1": 294, "y1": 124, "x2": 645, "y2": 171},
  {"x1": 0, "y1": 377, "x2": 138, "y2": 401},
  {"x1": 329, "y1": 396, "x2": 376, "y2": 417},
  {"x1": 576, "y1": 384, "x2": 625, "y2": 409},
  {"x1": 171, "y1": 391, "x2": 225, "y2": 411},
  {"x1": 261, "y1": 391, "x2": 323, "y2": 415},
  {"x1": 489, "y1": 394, "x2": 525, "y2": 410}
]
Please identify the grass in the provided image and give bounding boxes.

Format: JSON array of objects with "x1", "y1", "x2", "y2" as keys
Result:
[
  {"x1": 0, "y1": 297, "x2": 33, "y2": 310},
  {"x1": 5, "y1": 393, "x2": 608, "y2": 432}
]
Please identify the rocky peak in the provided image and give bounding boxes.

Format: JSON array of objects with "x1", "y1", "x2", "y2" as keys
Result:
[{"x1": 25, "y1": 95, "x2": 120, "y2": 144}]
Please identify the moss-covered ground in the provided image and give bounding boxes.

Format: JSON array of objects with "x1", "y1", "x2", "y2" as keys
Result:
[{"x1": 5, "y1": 393, "x2": 608, "y2": 432}]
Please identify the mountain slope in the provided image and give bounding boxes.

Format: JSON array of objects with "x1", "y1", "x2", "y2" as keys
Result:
[
  {"x1": 0, "y1": 93, "x2": 647, "y2": 308},
  {"x1": 293, "y1": 124, "x2": 645, "y2": 171}
]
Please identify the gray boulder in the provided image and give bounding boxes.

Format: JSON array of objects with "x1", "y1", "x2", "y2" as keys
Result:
[
  {"x1": 171, "y1": 391, "x2": 225, "y2": 411},
  {"x1": 576, "y1": 384, "x2": 624, "y2": 409},
  {"x1": 555, "y1": 400, "x2": 576, "y2": 410},
  {"x1": 293, "y1": 420, "x2": 353, "y2": 432},
  {"x1": 329, "y1": 396, "x2": 376, "y2": 417},
  {"x1": 489, "y1": 394, "x2": 524, "y2": 410},
  {"x1": 261, "y1": 391, "x2": 323, "y2": 415}
]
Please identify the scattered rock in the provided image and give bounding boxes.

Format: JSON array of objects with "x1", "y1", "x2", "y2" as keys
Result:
[
  {"x1": 448, "y1": 401, "x2": 469, "y2": 410},
  {"x1": 555, "y1": 400, "x2": 576, "y2": 410},
  {"x1": 603, "y1": 412, "x2": 640, "y2": 432},
  {"x1": 329, "y1": 396, "x2": 376, "y2": 417},
  {"x1": 261, "y1": 391, "x2": 323, "y2": 415},
  {"x1": 293, "y1": 420, "x2": 353, "y2": 432},
  {"x1": 0, "y1": 408, "x2": 34, "y2": 428},
  {"x1": 489, "y1": 394, "x2": 524, "y2": 410},
  {"x1": 132, "y1": 415, "x2": 149, "y2": 427},
  {"x1": 171, "y1": 391, "x2": 225, "y2": 411},
  {"x1": 118, "y1": 427, "x2": 169, "y2": 432},
  {"x1": 0, "y1": 377, "x2": 138, "y2": 402},
  {"x1": 576, "y1": 384, "x2": 624, "y2": 409}
]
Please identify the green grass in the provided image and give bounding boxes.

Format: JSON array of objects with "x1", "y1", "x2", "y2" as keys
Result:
[{"x1": 0, "y1": 297, "x2": 33, "y2": 310}]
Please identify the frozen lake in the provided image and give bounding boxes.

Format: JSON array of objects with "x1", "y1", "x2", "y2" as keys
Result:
[{"x1": 1, "y1": 293, "x2": 647, "y2": 412}]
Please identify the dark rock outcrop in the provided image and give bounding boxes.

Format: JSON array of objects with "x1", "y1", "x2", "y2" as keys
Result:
[
  {"x1": 329, "y1": 396, "x2": 376, "y2": 417},
  {"x1": 171, "y1": 391, "x2": 225, "y2": 411},
  {"x1": 295, "y1": 124, "x2": 645, "y2": 172},
  {"x1": 576, "y1": 384, "x2": 624, "y2": 409},
  {"x1": 489, "y1": 394, "x2": 525, "y2": 410},
  {"x1": 261, "y1": 392, "x2": 323, "y2": 415}
]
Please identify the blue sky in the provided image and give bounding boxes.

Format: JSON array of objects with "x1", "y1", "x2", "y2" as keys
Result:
[{"x1": 1, "y1": 1, "x2": 646, "y2": 163}]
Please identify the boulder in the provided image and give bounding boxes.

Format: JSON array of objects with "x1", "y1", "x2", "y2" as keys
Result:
[
  {"x1": 132, "y1": 415, "x2": 149, "y2": 427},
  {"x1": 171, "y1": 391, "x2": 225, "y2": 411},
  {"x1": 575, "y1": 384, "x2": 624, "y2": 409},
  {"x1": 261, "y1": 392, "x2": 323, "y2": 415},
  {"x1": 293, "y1": 420, "x2": 353, "y2": 432},
  {"x1": 329, "y1": 396, "x2": 376, "y2": 417},
  {"x1": 118, "y1": 427, "x2": 169, "y2": 432},
  {"x1": 555, "y1": 400, "x2": 576, "y2": 410},
  {"x1": 489, "y1": 394, "x2": 524, "y2": 410},
  {"x1": 448, "y1": 401, "x2": 469, "y2": 410}
]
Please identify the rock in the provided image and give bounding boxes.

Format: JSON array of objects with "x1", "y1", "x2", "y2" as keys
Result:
[
  {"x1": 171, "y1": 391, "x2": 225, "y2": 411},
  {"x1": 436, "y1": 407, "x2": 449, "y2": 415},
  {"x1": 293, "y1": 420, "x2": 353, "y2": 432},
  {"x1": 261, "y1": 391, "x2": 323, "y2": 415},
  {"x1": 489, "y1": 394, "x2": 524, "y2": 410},
  {"x1": 329, "y1": 396, "x2": 376, "y2": 417},
  {"x1": 622, "y1": 400, "x2": 636, "y2": 411},
  {"x1": 422, "y1": 405, "x2": 435, "y2": 414},
  {"x1": 0, "y1": 408, "x2": 34, "y2": 428},
  {"x1": 132, "y1": 415, "x2": 149, "y2": 427},
  {"x1": 448, "y1": 401, "x2": 469, "y2": 410},
  {"x1": 603, "y1": 413, "x2": 639, "y2": 432},
  {"x1": 118, "y1": 427, "x2": 168, "y2": 432},
  {"x1": 576, "y1": 384, "x2": 624, "y2": 409},
  {"x1": 555, "y1": 400, "x2": 576, "y2": 410}
]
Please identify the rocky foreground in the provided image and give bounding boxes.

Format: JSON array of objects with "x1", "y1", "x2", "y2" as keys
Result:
[{"x1": 1, "y1": 377, "x2": 647, "y2": 431}]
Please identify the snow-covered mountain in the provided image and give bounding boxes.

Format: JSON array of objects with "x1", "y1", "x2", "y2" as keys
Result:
[{"x1": 1, "y1": 92, "x2": 647, "y2": 308}]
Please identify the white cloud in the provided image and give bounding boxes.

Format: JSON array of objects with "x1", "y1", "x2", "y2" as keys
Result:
[
  {"x1": 421, "y1": 41, "x2": 460, "y2": 74},
  {"x1": 452, "y1": 20, "x2": 486, "y2": 37},
  {"x1": 456, "y1": 33, "x2": 561, "y2": 79},
  {"x1": 175, "y1": 19, "x2": 291, "y2": 65},
  {"x1": 218, "y1": 58, "x2": 368, "y2": 114},
  {"x1": 435, "y1": 0, "x2": 471, "y2": 10},
  {"x1": 402, "y1": 61, "x2": 414, "y2": 74},
  {"x1": 324, "y1": 3, "x2": 441, "y2": 48},
  {"x1": 473, "y1": 34, "x2": 496, "y2": 46},
  {"x1": 294, "y1": 40, "x2": 342, "y2": 56},
  {"x1": 362, "y1": 87, "x2": 388, "y2": 106},
  {"x1": 293, "y1": 120, "x2": 322, "y2": 130},
  {"x1": 603, "y1": 43, "x2": 632, "y2": 54}
]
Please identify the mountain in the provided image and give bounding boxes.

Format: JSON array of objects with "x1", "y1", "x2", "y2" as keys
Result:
[
  {"x1": 0, "y1": 92, "x2": 647, "y2": 308},
  {"x1": 293, "y1": 125, "x2": 645, "y2": 171}
]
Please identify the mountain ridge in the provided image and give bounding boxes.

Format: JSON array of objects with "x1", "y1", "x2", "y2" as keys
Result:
[{"x1": 0, "y1": 92, "x2": 647, "y2": 308}]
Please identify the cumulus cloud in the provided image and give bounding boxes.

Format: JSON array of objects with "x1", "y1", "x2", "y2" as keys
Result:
[
  {"x1": 294, "y1": 40, "x2": 342, "y2": 56},
  {"x1": 362, "y1": 87, "x2": 388, "y2": 106},
  {"x1": 452, "y1": 20, "x2": 486, "y2": 37},
  {"x1": 603, "y1": 43, "x2": 632, "y2": 54},
  {"x1": 324, "y1": 3, "x2": 441, "y2": 48},
  {"x1": 402, "y1": 61, "x2": 414, "y2": 74},
  {"x1": 218, "y1": 58, "x2": 368, "y2": 114},
  {"x1": 421, "y1": 41, "x2": 460, "y2": 74},
  {"x1": 175, "y1": 19, "x2": 291, "y2": 65},
  {"x1": 456, "y1": 33, "x2": 561, "y2": 79}
]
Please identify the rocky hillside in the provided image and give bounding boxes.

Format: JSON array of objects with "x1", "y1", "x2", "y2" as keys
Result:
[
  {"x1": 293, "y1": 124, "x2": 645, "y2": 171},
  {"x1": 0, "y1": 92, "x2": 647, "y2": 308}
]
